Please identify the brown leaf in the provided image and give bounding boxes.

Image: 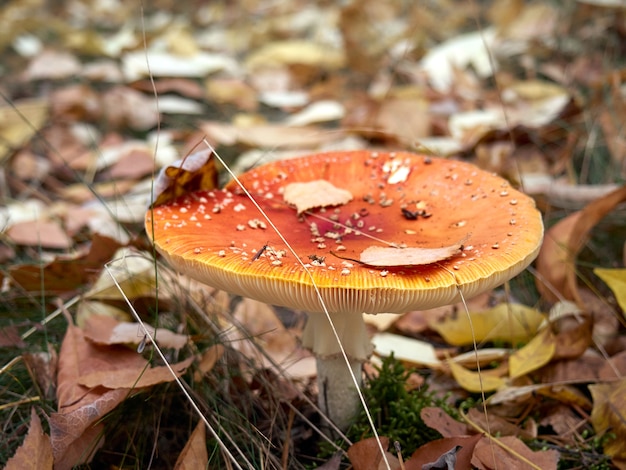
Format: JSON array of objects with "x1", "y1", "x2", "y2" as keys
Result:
[
  {"x1": 421, "y1": 407, "x2": 468, "y2": 438},
  {"x1": 599, "y1": 350, "x2": 626, "y2": 380},
  {"x1": 0, "y1": 325, "x2": 26, "y2": 348},
  {"x1": 83, "y1": 314, "x2": 188, "y2": 350},
  {"x1": 535, "y1": 186, "x2": 626, "y2": 304},
  {"x1": 23, "y1": 347, "x2": 58, "y2": 400},
  {"x1": 471, "y1": 435, "x2": 558, "y2": 470},
  {"x1": 150, "y1": 149, "x2": 218, "y2": 207},
  {"x1": 4, "y1": 408, "x2": 53, "y2": 470},
  {"x1": 406, "y1": 435, "x2": 481, "y2": 470},
  {"x1": 107, "y1": 146, "x2": 155, "y2": 180},
  {"x1": 348, "y1": 437, "x2": 401, "y2": 470},
  {"x1": 6, "y1": 220, "x2": 72, "y2": 249},
  {"x1": 552, "y1": 312, "x2": 593, "y2": 360},
  {"x1": 101, "y1": 86, "x2": 159, "y2": 130},
  {"x1": 51, "y1": 318, "x2": 130, "y2": 468},
  {"x1": 200, "y1": 121, "x2": 346, "y2": 149},
  {"x1": 78, "y1": 356, "x2": 194, "y2": 389},
  {"x1": 466, "y1": 408, "x2": 534, "y2": 440},
  {"x1": 173, "y1": 421, "x2": 208, "y2": 470},
  {"x1": 8, "y1": 233, "x2": 122, "y2": 293},
  {"x1": 194, "y1": 344, "x2": 225, "y2": 381}
]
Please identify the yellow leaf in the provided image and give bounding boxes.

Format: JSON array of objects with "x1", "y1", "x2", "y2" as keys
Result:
[
  {"x1": 0, "y1": 98, "x2": 49, "y2": 164},
  {"x1": 429, "y1": 303, "x2": 544, "y2": 346},
  {"x1": 590, "y1": 378, "x2": 626, "y2": 463},
  {"x1": 509, "y1": 328, "x2": 556, "y2": 379},
  {"x1": 595, "y1": 268, "x2": 626, "y2": 315},
  {"x1": 448, "y1": 360, "x2": 506, "y2": 393}
]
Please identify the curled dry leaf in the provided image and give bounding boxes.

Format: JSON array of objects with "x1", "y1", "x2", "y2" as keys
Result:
[
  {"x1": 359, "y1": 242, "x2": 463, "y2": 267},
  {"x1": 595, "y1": 268, "x2": 626, "y2": 316},
  {"x1": 150, "y1": 149, "x2": 218, "y2": 207},
  {"x1": 412, "y1": 439, "x2": 478, "y2": 470},
  {"x1": 447, "y1": 359, "x2": 506, "y2": 393},
  {"x1": 536, "y1": 185, "x2": 626, "y2": 304},
  {"x1": 283, "y1": 179, "x2": 353, "y2": 213}
]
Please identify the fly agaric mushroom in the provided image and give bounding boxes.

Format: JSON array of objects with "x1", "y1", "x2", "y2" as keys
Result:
[{"x1": 145, "y1": 150, "x2": 543, "y2": 430}]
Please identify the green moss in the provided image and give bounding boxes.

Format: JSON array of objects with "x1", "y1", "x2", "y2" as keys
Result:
[{"x1": 348, "y1": 354, "x2": 459, "y2": 455}]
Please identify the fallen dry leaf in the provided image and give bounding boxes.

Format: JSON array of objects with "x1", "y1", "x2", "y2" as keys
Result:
[
  {"x1": 590, "y1": 378, "x2": 626, "y2": 468},
  {"x1": 283, "y1": 180, "x2": 353, "y2": 213},
  {"x1": 536, "y1": 185, "x2": 626, "y2": 304},
  {"x1": 509, "y1": 327, "x2": 556, "y2": 379},
  {"x1": 200, "y1": 121, "x2": 346, "y2": 149},
  {"x1": 150, "y1": 149, "x2": 218, "y2": 207},
  {"x1": 6, "y1": 220, "x2": 73, "y2": 249},
  {"x1": 359, "y1": 242, "x2": 462, "y2": 267},
  {"x1": 4, "y1": 408, "x2": 53, "y2": 470},
  {"x1": 173, "y1": 421, "x2": 207, "y2": 470},
  {"x1": 347, "y1": 436, "x2": 400, "y2": 470},
  {"x1": 51, "y1": 317, "x2": 130, "y2": 469},
  {"x1": 429, "y1": 303, "x2": 544, "y2": 346},
  {"x1": 421, "y1": 407, "x2": 468, "y2": 438},
  {"x1": 83, "y1": 314, "x2": 188, "y2": 350},
  {"x1": 372, "y1": 333, "x2": 441, "y2": 368},
  {"x1": 0, "y1": 325, "x2": 26, "y2": 348},
  {"x1": 595, "y1": 268, "x2": 626, "y2": 316},
  {"x1": 447, "y1": 359, "x2": 506, "y2": 393},
  {"x1": 78, "y1": 356, "x2": 194, "y2": 389},
  {"x1": 194, "y1": 344, "x2": 225, "y2": 381},
  {"x1": 407, "y1": 435, "x2": 480, "y2": 470},
  {"x1": 472, "y1": 435, "x2": 559, "y2": 470},
  {"x1": 8, "y1": 234, "x2": 123, "y2": 294},
  {"x1": 0, "y1": 98, "x2": 49, "y2": 164}
]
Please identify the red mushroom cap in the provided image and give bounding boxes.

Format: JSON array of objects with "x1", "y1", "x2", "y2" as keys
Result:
[{"x1": 146, "y1": 150, "x2": 543, "y2": 314}]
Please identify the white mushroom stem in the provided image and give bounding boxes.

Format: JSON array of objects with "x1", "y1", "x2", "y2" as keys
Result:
[{"x1": 302, "y1": 311, "x2": 372, "y2": 431}]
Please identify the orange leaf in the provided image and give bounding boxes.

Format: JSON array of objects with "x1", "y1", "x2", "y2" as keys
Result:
[
  {"x1": 174, "y1": 421, "x2": 208, "y2": 469},
  {"x1": 5, "y1": 408, "x2": 53, "y2": 470},
  {"x1": 78, "y1": 356, "x2": 195, "y2": 389},
  {"x1": 348, "y1": 437, "x2": 399, "y2": 470},
  {"x1": 536, "y1": 185, "x2": 626, "y2": 303},
  {"x1": 51, "y1": 316, "x2": 133, "y2": 468},
  {"x1": 472, "y1": 435, "x2": 558, "y2": 470}
]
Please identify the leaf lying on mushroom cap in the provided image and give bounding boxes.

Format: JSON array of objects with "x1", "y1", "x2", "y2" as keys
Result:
[
  {"x1": 359, "y1": 242, "x2": 463, "y2": 267},
  {"x1": 283, "y1": 179, "x2": 353, "y2": 213},
  {"x1": 151, "y1": 149, "x2": 218, "y2": 207}
]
